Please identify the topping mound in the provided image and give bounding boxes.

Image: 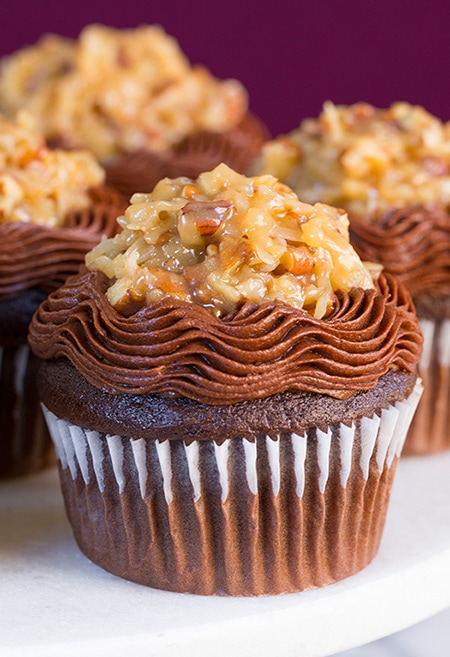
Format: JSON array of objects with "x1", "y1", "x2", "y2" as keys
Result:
[
  {"x1": 86, "y1": 163, "x2": 376, "y2": 318},
  {"x1": 256, "y1": 101, "x2": 450, "y2": 219},
  {"x1": 0, "y1": 113, "x2": 104, "y2": 227},
  {"x1": 0, "y1": 24, "x2": 248, "y2": 161}
]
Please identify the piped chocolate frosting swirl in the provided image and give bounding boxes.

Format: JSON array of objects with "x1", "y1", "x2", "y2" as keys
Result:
[
  {"x1": 103, "y1": 113, "x2": 270, "y2": 199},
  {"x1": 0, "y1": 186, "x2": 125, "y2": 300},
  {"x1": 29, "y1": 269, "x2": 422, "y2": 405},
  {"x1": 349, "y1": 204, "x2": 450, "y2": 305}
]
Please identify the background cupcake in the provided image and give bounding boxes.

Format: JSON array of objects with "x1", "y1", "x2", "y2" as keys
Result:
[
  {"x1": 0, "y1": 24, "x2": 269, "y2": 200},
  {"x1": 0, "y1": 112, "x2": 125, "y2": 478},
  {"x1": 254, "y1": 101, "x2": 450, "y2": 455},
  {"x1": 29, "y1": 164, "x2": 422, "y2": 595}
]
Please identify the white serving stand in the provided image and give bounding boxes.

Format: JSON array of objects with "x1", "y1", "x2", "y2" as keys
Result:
[{"x1": 1, "y1": 451, "x2": 450, "y2": 657}]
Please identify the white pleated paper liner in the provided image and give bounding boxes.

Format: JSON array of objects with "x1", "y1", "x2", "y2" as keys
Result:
[
  {"x1": 43, "y1": 380, "x2": 422, "y2": 596},
  {"x1": 403, "y1": 318, "x2": 450, "y2": 455},
  {"x1": 0, "y1": 344, "x2": 54, "y2": 478}
]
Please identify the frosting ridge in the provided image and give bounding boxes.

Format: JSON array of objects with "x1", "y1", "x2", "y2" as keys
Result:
[
  {"x1": 350, "y1": 204, "x2": 450, "y2": 300},
  {"x1": 103, "y1": 113, "x2": 269, "y2": 199},
  {"x1": 0, "y1": 187, "x2": 124, "y2": 300},
  {"x1": 29, "y1": 269, "x2": 422, "y2": 405}
]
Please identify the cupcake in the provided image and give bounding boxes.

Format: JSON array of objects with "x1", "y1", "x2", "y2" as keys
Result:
[
  {"x1": 0, "y1": 24, "x2": 269, "y2": 200},
  {"x1": 254, "y1": 101, "x2": 450, "y2": 455},
  {"x1": 0, "y1": 112, "x2": 125, "y2": 478},
  {"x1": 29, "y1": 164, "x2": 422, "y2": 595}
]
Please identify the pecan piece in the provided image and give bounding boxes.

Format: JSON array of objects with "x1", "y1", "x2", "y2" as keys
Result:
[
  {"x1": 114, "y1": 288, "x2": 146, "y2": 317},
  {"x1": 181, "y1": 200, "x2": 233, "y2": 237}
]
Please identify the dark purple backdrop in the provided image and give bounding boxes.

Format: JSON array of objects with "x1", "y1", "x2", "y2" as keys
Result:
[{"x1": 2, "y1": 0, "x2": 450, "y2": 137}]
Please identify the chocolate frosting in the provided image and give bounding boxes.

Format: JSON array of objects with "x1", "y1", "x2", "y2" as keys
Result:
[
  {"x1": 29, "y1": 269, "x2": 422, "y2": 405},
  {"x1": 103, "y1": 113, "x2": 270, "y2": 199},
  {"x1": 349, "y1": 204, "x2": 450, "y2": 312},
  {"x1": 0, "y1": 186, "x2": 125, "y2": 301}
]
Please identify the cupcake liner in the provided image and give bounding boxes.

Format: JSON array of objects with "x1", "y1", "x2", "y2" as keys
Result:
[
  {"x1": 403, "y1": 318, "x2": 450, "y2": 455},
  {"x1": 0, "y1": 344, "x2": 54, "y2": 478},
  {"x1": 42, "y1": 380, "x2": 422, "y2": 596}
]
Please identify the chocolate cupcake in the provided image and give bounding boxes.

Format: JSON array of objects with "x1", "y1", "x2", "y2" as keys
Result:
[
  {"x1": 254, "y1": 101, "x2": 450, "y2": 455},
  {"x1": 0, "y1": 24, "x2": 269, "y2": 200},
  {"x1": 29, "y1": 164, "x2": 422, "y2": 595},
  {"x1": 0, "y1": 114, "x2": 125, "y2": 478}
]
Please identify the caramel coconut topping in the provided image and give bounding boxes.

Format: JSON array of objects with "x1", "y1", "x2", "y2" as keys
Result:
[
  {"x1": 0, "y1": 24, "x2": 248, "y2": 161},
  {"x1": 0, "y1": 115, "x2": 124, "y2": 300},
  {"x1": 29, "y1": 165, "x2": 422, "y2": 405},
  {"x1": 0, "y1": 113, "x2": 104, "y2": 226},
  {"x1": 85, "y1": 163, "x2": 376, "y2": 319},
  {"x1": 256, "y1": 101, "x2": 450, "y2": 218},
  {"x1": 255, "y1": 102, "x2": 450, "y2": 301}
]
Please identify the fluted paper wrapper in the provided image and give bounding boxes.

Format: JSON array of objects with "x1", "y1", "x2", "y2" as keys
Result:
[
  {"x1": 403, "y1": 318, "x2": 450, "y2": 455},
  {"x1": 43, "y1": 381, "x2": 422, "y2": 596},
  {"x1": 0, "y1": 344, "x2": 54, "y2": 478}
]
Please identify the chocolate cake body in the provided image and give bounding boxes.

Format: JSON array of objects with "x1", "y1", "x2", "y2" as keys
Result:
[
  {"x1": 254, "y1": 102, "x2": 450, "y2": 455},
  {"x1": 349, "y1": 204, "x2": 450, "y2": 454},
  {"x1": 40, "y1": 360, "x2": 415, "y2": 595},
  {"x1": 39, "y1": 358, "x2": 419, "y2": 596},
  {"x1": 39, "y1": 358, "x2": 417, "y2": 444},
  {"x1": 29, "y1": 165, "x2": 423, "y2": 594},
  {"x1": 0, "y1": 188, "x2": 125, "y2": 478},
  {"x1": 31, "y1": 273, "x2": 422, "y2": 594},
  {"x1": 0, "y1": 292, "x2": 53, "y2": 477}
]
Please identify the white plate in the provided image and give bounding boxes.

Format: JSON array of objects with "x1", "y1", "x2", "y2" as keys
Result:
[{"x1": 1, "y1": 452, "x2": 450, "y2": 657}]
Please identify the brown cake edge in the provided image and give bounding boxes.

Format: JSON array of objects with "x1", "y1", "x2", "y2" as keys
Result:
[{"x1": 37, "y1": 358, "x2": 417, "y2": 443}]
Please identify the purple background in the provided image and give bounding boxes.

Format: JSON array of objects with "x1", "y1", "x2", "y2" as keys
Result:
[{"x1": 2, "y1": 0, "x2": 450, "y2": 137}]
